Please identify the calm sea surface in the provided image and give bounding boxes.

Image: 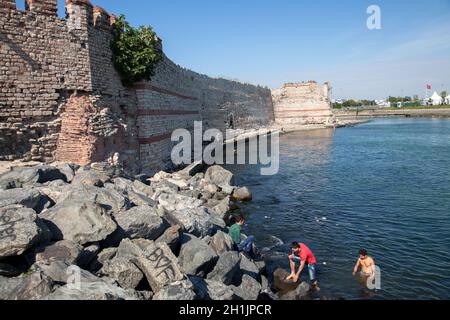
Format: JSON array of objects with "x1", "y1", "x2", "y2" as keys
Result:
[{"x1": 225, "y1": 118, "x2": 450, "y2": 300}]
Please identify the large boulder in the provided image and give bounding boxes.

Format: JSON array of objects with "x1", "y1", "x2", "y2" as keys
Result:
[
  {"x1": 171, "y1": 207, "x2": 214, "y2": 238},
  {"x1": 0, "y1": 276, "x2": 23, "y2": 300},
  {"x1": 113, "y1": 205, "x2": 167, "y2": 240},
  {"x1": 100, "y1": 257, "x2": 144, "y2": 290},
  {"x1": 71, "y1": 168, "x2": 111, "y2": 187},
  {"x1": 231, "y1": 187, "x2": 253, "y2": 202},
  {"x1": 205, "y1": 166, "x2": 234, "y2": 188},
  {"x1": 190, "y1": 277, "x2": 235, "y2": 300},
  {"x1": 156, "y1": 225, "x2": 182, "y2": 253},
  {"x1": 57, "y1": 186, "x2": 130, "y2": 213},
  {"x1": 238, "y1": 254, "x2": 261, "y2": 280},
  {"x1": 231, "y1": 274, "x2": 262, "y2": 300},
  {"x1": 32, "y1": 240, "x2": 83, "y2": 266},
  {"x1": 207, "y1": 251, "x2": 241, "y2": 285},
  {"x1": 40, "y1": 199, "x2": 117, "y2": 245},
  {"x1": 7, "y1": 271, "x2": 54, "y2": 300},
  {"x1": 273, "y1": 268, "x2": 310, "y2": 300},
  {"x1": 153, "y1": 280, "x2": 197, "y2": 300},
  {"x1": 35, "y1": 261, "x2": 100, "y2": 284},
  {"x1": 209, "y1": 197, "x2": 231, "y2": 220},
  {"x1": 209, "y1": 230, "x2": 235, "y2": 255},
  {"x1": 157, "y1": 193, "x2": 203, "y2": 212},
  {"x1": 0, "y1": 189, "x2": 49, "y2": 213},
  {"x1": 179, "y1": 161, "x2": 205, "y2": 177},
  {"x1": 117, "y1": 239, "x2": 184, "y2": 292},
  {"x1": 0, "y1": 165, "x2": 67, "y2": 190},
  {"x1": 279, "y1": 282, "x2": 311, "y2": 300},
  {"x1": 54, "y1": 163, "x2": 79, "y2": 183},
  {"x1": 45, "y1": 279, "x2": 143, "y2": 300},
  {"x1": 132, "y1": 180, "x2": 154, "y2": 197},
  {"x1": 0, "y1": 205, "x2": 50, "y2": 258},
  {"x1": 178, "y1": 234, "x2": 218, "y2": 277}
]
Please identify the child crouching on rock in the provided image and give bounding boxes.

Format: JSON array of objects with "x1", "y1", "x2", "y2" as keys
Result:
[{"x1": 228, "y1": 215, "x2": 258, "y2": 260}]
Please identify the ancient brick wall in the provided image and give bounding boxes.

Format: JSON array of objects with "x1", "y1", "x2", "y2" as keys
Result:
[
  {"x1": 135, "y1": 56, "x2": 274, "y2": 174},
  {"x1": 0, "y1": 0, "x2": 274, "y2": 175},
  {"x1": 0, "y1": 0, "x2": 139, "y2": 171},
  {"x1": 272, "y1": 81, "x2": 335, "y2": 127}
]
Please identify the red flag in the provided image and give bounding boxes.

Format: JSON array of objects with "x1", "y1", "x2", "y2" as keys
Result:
[{"x1": 427, "y1": 84, "x2": 432, "y2": 90}]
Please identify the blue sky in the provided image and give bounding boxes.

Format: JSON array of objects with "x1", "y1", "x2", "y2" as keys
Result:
[{"x1": 51, "y1": 0, "x2": 450, "y2": 99}]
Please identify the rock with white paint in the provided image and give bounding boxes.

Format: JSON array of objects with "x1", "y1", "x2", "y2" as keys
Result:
[{"x1": 0, "y1": 205, "x2": 50, "y2": 258}]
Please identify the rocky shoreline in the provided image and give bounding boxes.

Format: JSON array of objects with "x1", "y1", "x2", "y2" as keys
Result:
[{"x1": 0, "y1": 161, "x2": 311, "y2": 300}]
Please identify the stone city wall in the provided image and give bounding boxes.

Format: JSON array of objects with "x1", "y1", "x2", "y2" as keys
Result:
[
  {"x1": 272, "y1": 81, "x2": 334, "y2": 127},
  {"x1": 1, "y1": 1, "x2": 333, "y2": 175}
]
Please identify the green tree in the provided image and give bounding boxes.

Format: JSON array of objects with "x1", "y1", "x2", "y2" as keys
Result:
[
  {"x1": 111, "y1": 15, "x2": 163, "y2": 87},
  {"x1": 441, "y1": 91, "x2": 448, "y2": 99}
]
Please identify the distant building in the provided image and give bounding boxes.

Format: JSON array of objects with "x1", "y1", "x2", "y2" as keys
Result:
[
  {"x1": 430, "y1": 92, "x2": 443, "y2": 106},
  {"x1": 445, "y1": 95, "x2": 450, "y2": 105},
  {"x1": 375, "y1": 100, "x2": 390, "y2": 107}
]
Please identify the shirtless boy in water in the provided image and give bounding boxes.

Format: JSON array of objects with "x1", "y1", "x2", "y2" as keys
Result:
[{"x1": 353, "y1": 249, "x2": 376, "y2": 277}]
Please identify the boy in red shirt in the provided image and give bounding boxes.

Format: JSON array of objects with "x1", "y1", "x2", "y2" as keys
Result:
[{"x1": 286, "y1": 242, "x2": 319, "y2": 288}]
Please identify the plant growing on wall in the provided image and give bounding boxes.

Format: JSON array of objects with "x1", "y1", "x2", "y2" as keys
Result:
[{"x1": 111, "y1": 15, "x2": 163, "y2": 87}]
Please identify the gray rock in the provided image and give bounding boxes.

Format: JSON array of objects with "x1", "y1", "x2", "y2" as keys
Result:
[
  {"x1": 35, "y1": 261, "x2": 100, "y2": 284},
  {"x1": 96, "y1": 247, "x2": 118, "y2": 265},
  {"x1": 131, "y1": 241, "x2": 185, "y2": 292},
  {"x1": 8, "y1": 271, "x2": 54, "y2": 300},
  {"x1": 57, "y1": 186, "x2": 130, "y2": 213},
  {"x1": 172, "y1": 207, "x2": 214, "y2": 238},
  {"x1": 45, "y1": 280, "x2": 142, "y2": 300},
  {"x1": 156, "y1": 225, "x2": 182, "y2": 253},
  {"x1": 114, "y1": 205, "x2": 167, "y2": 240},
  {"x1": 0, "y1": 188, "x2": 49, "y2": 213},
  {"x1": 209, "y1": 230, "x2": 235, "y2": 255},
  {"x1": 179, "y1": 161, "x2": 205, "y2": 177},
  {"x1": 238, "y1": 253, "x2": 260, "y2": 280},
  {"x1": 32, "y1": 240, "x2": 83, "y2": 266},
  {"x1": 0, "y1": 275, "x2": 22, "y2": 300},
  {"x1": 280, "y1": 282, "x2": 311, "y2": 300},
  {"x1": 205, "y1": 166, "x2": 234, "y2": 188},
  {"x1": 0, "y1": 165, "x2": 67, "y2": 190},
  {"x1": 100, "y1": 257, "x2": 144, "y2": 290},
  {"x1": 273, "y1": 268, "x2": 310, "y2": 298},
  {"x1": 231, "y1": 274, "x2": 262, "y2": 300},
  {"x1": 0, "y1": 205, "x2": 49, "y2": 258},
  {"x1": 35, "y1": 183, "x2": 71, "y2": 204},
  {"x1": 132, "y1": 180, "x2": 154, "y2": 197},
  {"x1": 158, "y1": 193, "x2": 203, "y2": 212},
  {"x1": 127, "y1": 190, "x2": 157, "y2": 207},
  {"x1": 71, "y1": 169, "x2": 111, "y2": 187},
  {"x1": 178, "y1": 234, "x2": 218, "y2": 277},
  {"x1": 190, "y1": 277, "x2": 235, "y2": 300},
  {"x1": 164, "y1": 178, "x2": 189, "y2": 190},
  {"x1": 209, "y1": 197, "x2": 231, "y2": 220},
  {"x1": 110, "y1": 177, "x2": 134, "y2": 193},
  {"x1": 55, "y1": 163, "x2": 79, "y2": 183},
  {"x1": 232, "y1": 187, "x2": 253, "y2": 202},
  {"x1": 207, "y1": 251, "x2": 241, "y2": 285},
  {"x1": 153, "y1": 280, "x2": 196, "y2": 300},
  {"x1": 40, "y1": 199, "x2": 117, "y2": 245}
]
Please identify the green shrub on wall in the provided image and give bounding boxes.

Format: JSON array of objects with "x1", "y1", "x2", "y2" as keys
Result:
[{"x1": 111, "y1": 15, "x2": 163, "y2": 87}]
